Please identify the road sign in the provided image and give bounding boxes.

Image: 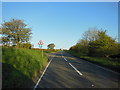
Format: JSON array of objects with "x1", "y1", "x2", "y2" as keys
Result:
[
  {"x1": 38, "y1": 40, "x2": 44, "y2": 45},
  {"x1": 38, "y1": 40, "x2": 44, "y2": 57},
  {"x1": 38, "y1": 40, "x2": 44, "y2": 48}
]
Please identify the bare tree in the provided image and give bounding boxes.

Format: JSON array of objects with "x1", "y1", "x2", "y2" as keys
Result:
[{"x1": 82, "y1": 27, "x2": 100, "y2": 41}]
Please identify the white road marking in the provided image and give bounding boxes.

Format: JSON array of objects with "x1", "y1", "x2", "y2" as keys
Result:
[
  {"x1": 61, "y1": 52, "x2": 97, "y2": 87},
  {"x1": 63, "y1": 57, "x2": 68, "y2": 61},
  {"x1": 61, "y1": 52, "x2": 83, "y2": 76},
  {"x1": 61, "y1": 52, "x2": 67, "y2": 62},
  {"x1": 33, "y1": 55, "x2": 55, "y2": 90},
  {"x1": 69, "y1": 63, "x2": 83, "y2": 76},
  {"x1": 79, "y1": 57, "x2": 120, "y2": 75}
]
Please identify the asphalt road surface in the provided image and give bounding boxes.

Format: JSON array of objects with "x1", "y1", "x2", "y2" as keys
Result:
[{"x1": 35, "y1": 51, "x2": 120, "y2": 88}]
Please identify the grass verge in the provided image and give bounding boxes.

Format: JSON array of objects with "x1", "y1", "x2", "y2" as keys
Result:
[
  {"x1": 2, "y1": 47, "x2": 48, "y2": 88},
  {"x1": 65, "y1": 50, "x2": 120, "y2": 73},
  {"x1": 32, "y1": 48, "x2": 61, "y2": 53}
]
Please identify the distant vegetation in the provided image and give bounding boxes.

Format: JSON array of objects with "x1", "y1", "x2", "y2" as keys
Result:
[
  {"x1": 47, "y1": 43, "x2": 55, "y2": 49},
  {"x1": 32, "y1": 48, "x2": 60, "y2": 53},
  {"x1": 67, "y1": 28, "x2": 120, "y2": 72}
]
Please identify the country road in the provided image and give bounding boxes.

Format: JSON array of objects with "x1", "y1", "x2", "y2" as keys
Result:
[{"x1": 35, "y1": 51, "x2": 120, "y2": 88}]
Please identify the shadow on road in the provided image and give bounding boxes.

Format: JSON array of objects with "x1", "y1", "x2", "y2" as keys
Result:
[
  {"x1": 38, "y1": 52, "x2": 93, "y2": 88},
  {"x1": 62, "y1": 52, "x2": 120, "y2": 88}
]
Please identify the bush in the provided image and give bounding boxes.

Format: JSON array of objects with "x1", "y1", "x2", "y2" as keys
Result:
[{"x1": 70, "y1": 29, "x2": 119, "y2": 58}]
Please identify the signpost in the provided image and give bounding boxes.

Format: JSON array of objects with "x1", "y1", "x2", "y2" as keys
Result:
[{"x1": 38, "y1": 40, "x2": 44, "y2": 57}]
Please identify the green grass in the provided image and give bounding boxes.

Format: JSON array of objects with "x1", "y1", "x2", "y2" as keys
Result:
[
  {"x1": 32, "y1": 48, "x2": 61, "y2": 53},
  {"x1": 2, "y1": 47, "x2": 48, "y2": 88},
  {"x1": 65, "y1": 50, "x2": 120, "y2": 73},
  {"x1": 43, "y1": 49, "x2": 60, "y2": 53}
]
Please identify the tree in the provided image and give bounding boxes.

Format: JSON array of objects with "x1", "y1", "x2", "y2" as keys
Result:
[
  {"x1": 82, "y1": 27, "x2": 100, "y2": 41},
  {"x1": 77, "y1": 39, "x2": 89, "y2": 55},
  {"x1": 1, "y1": 19, "x2": 32, "y2": 46},
  {"x1": 69, "y1": 28, "x2": 119, "y2": 57},
  {"x1": 88, "y1": 30, "x2": 118, "y2": 57},
  {"x1": 47, "y1": 43, "x2": 55, "y2": 49},
  {"x1": 72, "y1": 28, "x2": 100, "y2": 55}
]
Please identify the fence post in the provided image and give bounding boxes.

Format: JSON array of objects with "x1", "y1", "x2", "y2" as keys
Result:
[{"x1": 42, "y1": 49, "x2": 43, "y2": 57}]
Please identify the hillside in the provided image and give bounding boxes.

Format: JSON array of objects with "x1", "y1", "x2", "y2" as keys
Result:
[{"x1": 2, "y1": 47, "x2": 48, "y2": 88}]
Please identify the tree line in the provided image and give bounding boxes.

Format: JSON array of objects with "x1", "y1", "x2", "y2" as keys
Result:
[{"x1": 70, "y1": 28, "x2": 120, "y2": 58}]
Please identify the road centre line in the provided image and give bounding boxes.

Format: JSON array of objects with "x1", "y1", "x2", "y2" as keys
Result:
[
  {"x1": 62, "y1": 56, "x2": 67, "y2": 61},
  {"x1": 61, "y1": 52, "x2": 97, "y2": 87},
  {"x1": 61, "y1": 53, "x2": 83, "y2": 76},
  {"x1": 69, "y1": 63, "x2": 83, "y2": 76},
  {"x1": 61, "y1": 52, "x2": 67, "y2": 61},
  {"x1": 33, "y1": 55, "x2": 55, "y2": 90},
  {"x1": 64, "y1": 57, "x2": 68, "y2": 61}
]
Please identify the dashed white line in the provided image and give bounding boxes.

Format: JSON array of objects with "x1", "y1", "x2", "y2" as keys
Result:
[
  {"x1": 33, "y1": 55, "x2": 55, "y2": 90},
  {"x1": 63, "y1": 57, "x2": 68, "y2": 61},
  {"x1": 61, "y1": 52, "x2": 96, "y2": 87},
  {"x1": 64, "y1": 58, "x2": 68, "y2": 61},
  {"x1": 61, "y1": 52, "x2": 67, "y2": 62},
  {"x1": 69, "y1": 63, "x2": 83, "y2": 76},
  {"x1": 61, "y1": 52, "x2": 83, "y2": 76}
]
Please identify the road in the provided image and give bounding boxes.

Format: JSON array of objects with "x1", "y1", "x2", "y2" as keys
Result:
[{"x1": 35, "y1": 51, "x2": 120, "y2": 88}]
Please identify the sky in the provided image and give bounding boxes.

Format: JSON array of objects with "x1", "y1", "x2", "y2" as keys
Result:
[
  {"x1": 2, "y1": 2, "x2": 118, "y2": 49},
  {"x1": 1, "y1": 0, "x2": 120, "y2": 2}
]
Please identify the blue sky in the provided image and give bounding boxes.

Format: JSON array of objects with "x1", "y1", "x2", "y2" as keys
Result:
[
  {"x1": 2, "y1": 2, "x2": 118, "y2": 49},
  {"x1": 1, "y1": 0, "x2": 120, "y2": 2}
]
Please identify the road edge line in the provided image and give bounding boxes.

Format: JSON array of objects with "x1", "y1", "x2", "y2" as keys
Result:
[{"x1": 33, "y1": 55, "x2": 55, "y2": 89}]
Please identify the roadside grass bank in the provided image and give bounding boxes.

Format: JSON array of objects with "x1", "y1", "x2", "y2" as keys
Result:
[
  {"x1": 2, "y1": 47, "x2": 48, "y2": 88},
  {"x1": 65, "y1": 50, "x2": 120, "y2": 73},
  {"x1": 32, "y1": 48, "x2": 61, "y2": 53}
]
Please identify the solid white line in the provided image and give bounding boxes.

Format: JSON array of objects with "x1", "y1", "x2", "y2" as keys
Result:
[
  {"x1": 33, "y1": 55, "x2": 55, "y2": 90},
  {"x1": 69, "y1": 63, "x2": 83, "y2": 76}
]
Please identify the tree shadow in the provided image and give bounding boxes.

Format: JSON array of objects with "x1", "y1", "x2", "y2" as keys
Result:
[
  {"x1": 62, "y1": 52, "x2": 120, "y2": 88},
  {"x1": 2, "y1": 63, "x2": 35, "y2": 88}
]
